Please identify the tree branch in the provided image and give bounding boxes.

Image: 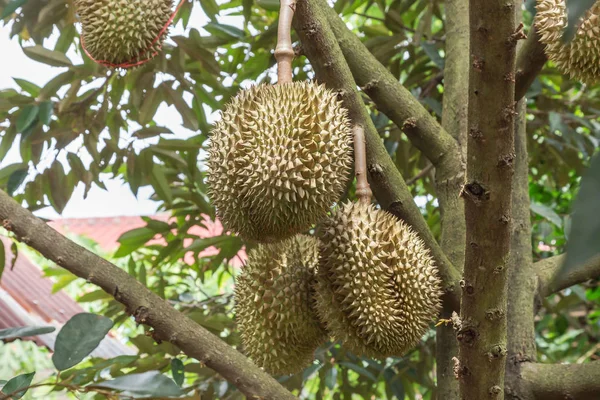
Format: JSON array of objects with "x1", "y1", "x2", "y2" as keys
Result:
[
  {"x1": 521, "y1": 361, "x2": 600, "y2": 400},
  {"x1": 320, "y1": 4, "x2": 462, "y2": 174},
  {"x1": 457, "y1": 1, "x2": 518, "y2": 398},
  {"x1": 515, "y1": 27, "x2": 547, "y2": 101},
  {"x1": 536, "y1": 254, "x2": 600, "y2": 297},
  {"x1": 293, "y1": 0, "x2": 460, "y2": 293},
  {"x1": 436, "y1": 0, "x2": 469, "y2": 398},
  {"x1": 0, "y1": 190, "x2": 296, "y2": 400}
]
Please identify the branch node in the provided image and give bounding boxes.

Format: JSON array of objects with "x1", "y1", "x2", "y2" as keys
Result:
[
  {"x1": 460, "y1": 279, "x2": 475, "y2": 296},
  {"x1": 488, "y1": 385, "x2": 502, "y2": 397},
  {"x1": 487, "y1": 344, "x2": 507, "y2": 361},
  {"x1": 457, "y1": 326, "x2": 479, "y2": 346},
  {"x1": 368, "y1": 163, "x2": 383, "y2": 176},
  {"x1": 134, "y1": 306, "x2": 150, "y2": 325},
  {"x1": 460, "y1": 181, "x2": 490, "y2": 203},
  {"x1": 453, "y1": 356, "x2": 470, "y2": 379},
  {"x1": 361, "y1": 79, "x2": 379, "y2": 92},
  {"x1": 2, "y1": 219, "x2": 12, "y2": 231},
  {"x1": 507, "y1": 23, "x2": 527, "y2": 47},
  {"x1": 485, "y1": 308, "x2": 505, "y2": 321},
  {"x1": 469, "y1": 127, "x2": 484, "y2": 141},
  {"x1": 402, "y1": 117, "x2": 418, "y2": 131},
  {"x1": 472, "y1": 56, "x2": 485, "y2": 72},
  {"x1": 497, "y1": 153, "x2": 515, "y2": 168}
]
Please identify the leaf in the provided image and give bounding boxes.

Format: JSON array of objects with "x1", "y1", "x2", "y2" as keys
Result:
[
  {"x1": 339, "y1": 362, "x2": 377, "y2": 381},
  {"x1": 77, "y1": 290, "x2": 112, "y2": 303},
  {"x1": 563, "y1": 0, "x2": 596, "y2": 42},
  {"x1": 0, "y1": 372, "x2": 35, "y2": 400},
  {"x1": 38, "y1": 101, "x2": 53, "y2": 125},
  {"x1": 256, "y1": 0, "x2": 279, "y2": 11},
  {"x1": 325, "y1": 367, "x2": 337, "y2": 390},
  {"x1": 22, "y1": 45, "x2": 72, "y2": 67},
  {"x1": 13, "y1": 78, "x2": 40, "y2": 97},
  {"x1": 421, "y1": 41, "x2": 444, "y2": 69},
  {"x1": 47, "y1": 161, "x2": 71, "y2": 214},
  {"x1": 6, "y1": 168, "x2": 28, "y2": 196},
  {"x1": 0, "y1": 0, "x2": 27, "y2": 19},
  {"x1": 205, "y1": 22, "x2": 246, "y2": 40},
  {"x1": 0, "y1": 326, "x2": 55, "y2": 340},
  {"x1": 150, "y1": 164, "x2": 173, "y2": 205},
  {"x1": 52, "y1": 313, "x2": 114, "y2": 371},
  {"x1": 530, "y1": 202, "x2": 563, "y2": 228},
  {"x1": 171, "y1": 358, "x2": 185, "y2": 386},
  {"x1": 93, "y1": 371, "x2": 184, "y2": 397},
  {"x1": 562, "y1": 153, "x2": 600, "y2": 274},
  {"x1": 133, "y1": 126, "x2": 172, "y2": 139},
  {"x1": 114, "y1": 227, "x2": 157, "y2": 257},
  {"x1": 15, "y1": 105, "x2": 39, "y2": 133}
]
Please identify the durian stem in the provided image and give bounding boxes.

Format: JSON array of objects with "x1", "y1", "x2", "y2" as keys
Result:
[
  {"x1": 275, "y1": 0, "x2": 296, "y2": 84},
  {"x1": 353, "y1": 125, "x2": 372, "y2": 204}
]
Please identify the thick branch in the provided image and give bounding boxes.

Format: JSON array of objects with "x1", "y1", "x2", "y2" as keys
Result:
[
  {"x1": 0, "y1": 190, "x2": 295, "y2": 400},
  {"x1": 436, "y1": 1, "x2": 468, "y2": 398},
  {"x1": 293, "y1": 0, "x2": 460, "y2": 293},
  {"x1": 521, "y1": 361, "x2": 600, "y2": 400},
  {"x1": 505, "y1": 99, "x2": 537, "y2": 397},
  {"x1": 458, "y1": 1, "x2": 517, "y2": 398},
  {"x1": 515, "y1": 27, "x2": 547, "y2": 101},
  {"x1": 321, "y1": 4, "x2": 461, "y2": 173},
  {"x1": 536, "y1": 254, "x2": 600, "y2": 297}
]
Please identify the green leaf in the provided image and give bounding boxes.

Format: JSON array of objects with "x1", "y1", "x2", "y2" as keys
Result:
[
  {"x1": 22, "y1": 45, "x2": 72, "y2": 67},
  {"x1": 339, "y1": 362, "x2": 377, "y2": 381},
  {"x1": 0, "y1": 128, "x2": 17, "y2": 162},
  {"x1": 421, "y1": 42, "x2": 445, "y2": 69},
  {"x1": 562, "y1": 153, "x2": 600, "y2": 274},
  {"x1": 205, "y1": 22, "x2": 246, "y2": 40},
  {"x1": 13, "y1": 78, "x2": 41, "y2": 97},
  {"x1": 52, "y1": 313, "x2": 114, "y2": 371},
  {"x1": 530, "y1": 202, "x2": 563, "y2": 228},
  {"x1": 38, "y1": 101, "x2": 53, "y2": 125},
  {"x1": 171, "y1": 358, "x2": 185, "y2": 386},
  {"x1": 77, "y1": 290, "x2": 112, "y2": 303},
  {"x1": 1, "y1": 372, "x2": 35, "y2": 400},
  {"x1": 47, "y1": 161, "x2": 71, "y2": 214},
  {"x1": 15, "y1": 105, "x2": 39, "y2": 133},
  {"x1": 133, "y1": 126, "x2": 172, "y2": 139},
  {"x1": 150, "y1": 164, "x2": 173, "y2": 205},
  {"x1": 114, "y1": 227, "x2": 156, "y2": 257},
  {"x1": 93, "y1": 371, "x2": 184, "y2": 397},
  {"x1": 6, "y1": 168, "x2": 28, "y2": 196},
  {"x1": 1, "y1": 0, "x2": 27, "y2": 19},
  {"x1": 200, "y1": 0, "x2": 220, "y2": 19},
  {"x1": 563, "y1": 0, "x2": 596, "y2": 42},
  {"x1": 256, "y1": 0, "x2": 279, "y2": 11},
  {"x1": 0, "y1": 326, "x2": 55, "y2": 340}
]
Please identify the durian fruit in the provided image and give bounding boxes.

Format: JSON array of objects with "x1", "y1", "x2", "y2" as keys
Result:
[
  {"x1": 315, "y1": 201, "x2": 442, "y2": 359},
  {"x1": 206, "y1": 82, "x2": 353, "y2": 243},
  {"x1": 234, "y1": 235, "x2": 326, "y2": 375},
  {"x1": 75, "y1": 0, "x2": 173, "y2": 66},
  {"x1": 534, "y1": 0, "x2": 600, "y2": 83}
]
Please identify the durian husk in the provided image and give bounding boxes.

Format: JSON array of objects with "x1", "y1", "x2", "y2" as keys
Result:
[
  {"x1": 315, "y1": 202, "x2": 442, "y2": 359},
  {"x1": 234, "y1": 235, "x2": 326, "y2": 375},
  {"x1": 75, "y1": 0, "x2": 173, "y2": 66},
  {"x1": 206, "y1": 81, "x2": 353, "y2": 243},
  {"x1": 534, "y1": 0, "x2": 600, "y2": 84}
]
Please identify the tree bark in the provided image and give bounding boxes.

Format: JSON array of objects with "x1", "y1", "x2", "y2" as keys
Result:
[
  {"x1": 0, "y1": 190, "x2": 296, "y2": 400},
  {"x1": 458, "y1": 1, "x2": 518, "y2": 398},
  {"x1": 436, "y1": 0, "x2": 469, "y2": 398},
  {"x1": 505, "y1": 100, "x2": 538, "y2": 399},
  {"x1": 514, "y1": 27, "x2": 547, "y2": 102},
  {"x1": 536, "y1": 254, "x2": 600, "y2": 297},
  {"x1": 293, "y1": 0, "x2": 460, "y2": 293},
  {"x1": 521, "y1": 361, "x2": 600, "y2": 400}
]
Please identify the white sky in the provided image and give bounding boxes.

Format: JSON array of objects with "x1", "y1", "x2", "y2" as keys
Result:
[{"x1": 0, "y1": 5, "x2": 243, "y2": 220}]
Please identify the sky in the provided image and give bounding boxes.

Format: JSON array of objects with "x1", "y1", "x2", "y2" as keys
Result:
[{"x1": 0, "y1": 5, "x2": 241, "y2": 220}]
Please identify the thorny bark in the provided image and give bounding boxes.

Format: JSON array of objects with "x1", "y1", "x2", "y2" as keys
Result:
[
  {"x1": 0, "y1": 190, "x2": 296, "y2": 400},
  {"x1": 457, "y1": 1, "x2": 518, "y2": 398}
]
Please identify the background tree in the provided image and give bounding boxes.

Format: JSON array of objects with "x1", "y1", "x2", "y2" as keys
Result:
[{"x1": 0, "y1": 0, "x2": 599, "y2": 399}]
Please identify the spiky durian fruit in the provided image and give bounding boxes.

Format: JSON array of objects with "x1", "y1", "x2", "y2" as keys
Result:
[
  {"x1": 206, "y1": 82, "x2": 353, "y2": 243},
  {"x1": 315, "y1": 202, "x2": 442, "y2": 359},
  {"x1": 234, "y1": 235, "x2": 326, "y2": 375},
  {"x1": 535, "y1": 0, "x2": 600, "y2": 83},
  {"x1": 75, "y1": 0, "x2": 173, "y2": 65}
]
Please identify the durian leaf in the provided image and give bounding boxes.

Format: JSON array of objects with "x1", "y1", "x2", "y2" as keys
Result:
[
  {"x1": 22, "y1": 45, "x2": 72, "y2": 67},
  {"x1": 530, "y1": 202, "x2": 562, "y2": 228},
  {"x1": 52, "y1": 313, "x2": 114, "y2": 371},
  {"x1": 171, "y1": 358, "x2": 185, "y2": 387},
  {"x1": 0, "y1": 0, "x2": 27, "y2": 19},
  {"x1": 92, "y1": 371, "x2": 184, "y2": 397},
  {"x1": 1, "y1": 372, "x2": 35, "y2": 400},
  {"x1": 561, "y1": 153, "x2": 600, "y2": 275},
  {"x1": 0, "y1": 326, "x2": 55, "y2": 340},
  {"x1": 13, "y1": 78, "x2": 40, "y2": 97}
]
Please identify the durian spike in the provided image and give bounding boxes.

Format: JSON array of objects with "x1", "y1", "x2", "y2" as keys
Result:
[
  {"x1": 274, "y1": 0, "x2": 296, "y2": 84},
  {"x1": 353, "y1": 125, "x2": 372, "y2": 204}
]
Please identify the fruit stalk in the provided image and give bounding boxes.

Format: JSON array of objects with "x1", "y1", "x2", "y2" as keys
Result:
[
  {"x1": 353, "y1": 125, "x2": 372, "y2": 204},
  {"x1": 275, "y1": 0, "x2": 296, "y2": 84}
]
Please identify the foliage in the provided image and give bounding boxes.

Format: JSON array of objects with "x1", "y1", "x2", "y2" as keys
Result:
[{"x1": 0, "y1": 0, "x2": 598, "y2": 399}]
